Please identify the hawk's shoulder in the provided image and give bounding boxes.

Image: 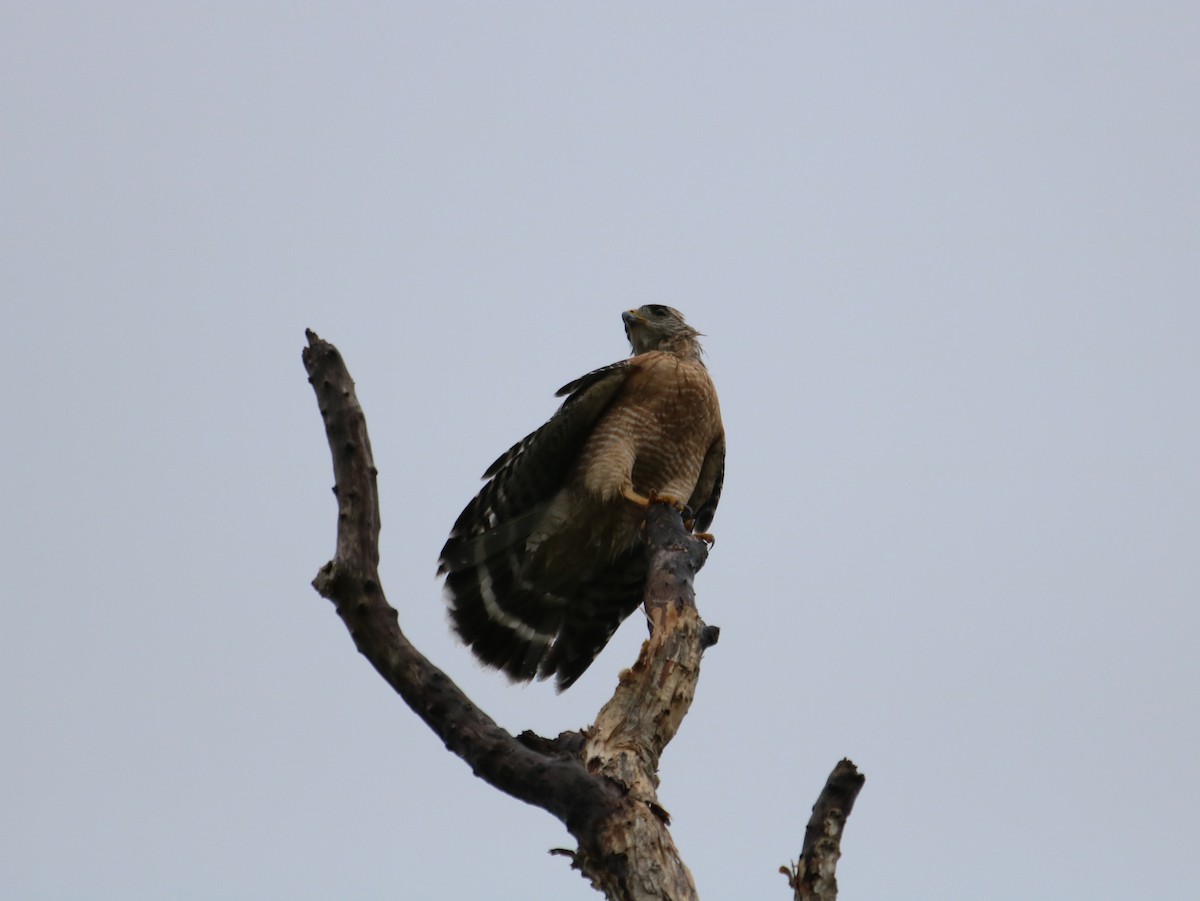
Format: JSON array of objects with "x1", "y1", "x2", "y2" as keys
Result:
[
  {"x1": 438, "y1": 359, "x2": 632, "y2": 574},
  {"x1": 481, "y1": 359, "x2": 632, "y2": 479},
  {"x1": 553, "y1": 358, "x2": 632, "y2": 398}
]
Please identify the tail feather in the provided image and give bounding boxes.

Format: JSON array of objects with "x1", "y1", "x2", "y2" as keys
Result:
[
  {"x1": 438, "y1": 506, "x2": 545, "y2": 575},
  {"x1": 444, "y1": 545, "x2": 647, "y2": 689},
  {"x1": 445, "y1": 555, "x2": 560, "y2": 682},
  {"x1": 537, "y1": 550, "x2": 647, "y2": 689}
]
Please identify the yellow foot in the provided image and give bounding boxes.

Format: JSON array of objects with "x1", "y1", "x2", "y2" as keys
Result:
[
  {"x1": 622, "y1": 487, "x2": 684, "y2": 511},
  {"x1": 621, "y1": 486, "x2": 651, "y2": 508},
  {"x1": 693, "y1": 531, "x2": 716, "y2": 547}
]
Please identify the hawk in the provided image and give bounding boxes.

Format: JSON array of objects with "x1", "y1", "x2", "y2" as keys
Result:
[{"x1": 438, "y1": 306, "x2": 725, "y2": 690}]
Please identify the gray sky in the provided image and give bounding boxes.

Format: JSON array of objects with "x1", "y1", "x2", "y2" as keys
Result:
[{"x1": 4, "y1": 3, "x2": 1198, "y2": 899}]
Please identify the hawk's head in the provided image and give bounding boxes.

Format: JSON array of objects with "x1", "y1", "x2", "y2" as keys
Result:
[{"x1": 622, "y1": 305, "x2": 703, "y2": 358}]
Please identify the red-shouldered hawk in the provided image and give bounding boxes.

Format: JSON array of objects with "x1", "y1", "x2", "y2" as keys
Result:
[{"x1": 438, "y1": 306, "x2": 725, "y2": 690}]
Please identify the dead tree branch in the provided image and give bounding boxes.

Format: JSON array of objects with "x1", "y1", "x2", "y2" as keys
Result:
[{"x1": 781, "y1": 759, "x2": 866, "y2": 901}]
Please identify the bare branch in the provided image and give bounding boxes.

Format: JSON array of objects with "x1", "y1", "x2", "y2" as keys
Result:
[
  {"x1": 576, "y1": 504, "x2": 715, "y2": 899},
  {"x1": 302, "y1": 330, "x2": 617, "y2": 833},
  {"x1": 781, "y1": 759, "x2": 866, "y2": 901}
]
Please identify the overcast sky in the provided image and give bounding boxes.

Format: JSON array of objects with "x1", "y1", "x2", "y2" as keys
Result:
[{"x1": 4, "y1": 4, "x2": 1198, "y2": 899}]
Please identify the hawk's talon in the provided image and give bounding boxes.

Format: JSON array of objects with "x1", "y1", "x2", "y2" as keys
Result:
[
  {"x1": 650, "y1": 491, "x2": 685, "y2": 512},
  {"x1": 693, "y1": 531, "x2": 715, "y2": 547}
]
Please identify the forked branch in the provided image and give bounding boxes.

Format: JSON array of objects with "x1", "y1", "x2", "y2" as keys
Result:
[{"x1": 301, "y1": 329, "x2": 722, "y2": 900}]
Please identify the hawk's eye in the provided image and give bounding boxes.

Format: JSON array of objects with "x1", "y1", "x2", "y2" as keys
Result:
[{"x1": 646, "y1": 304, "x2": 669, "y2": 317}]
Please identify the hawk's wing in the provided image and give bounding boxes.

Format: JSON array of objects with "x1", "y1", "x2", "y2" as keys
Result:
[
  {"x1": 687, "y1": 435, "x2": 725, "y2": 533},
  {"x1": 438, "y1": 360, "x2": 631, "y2": 575}
]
